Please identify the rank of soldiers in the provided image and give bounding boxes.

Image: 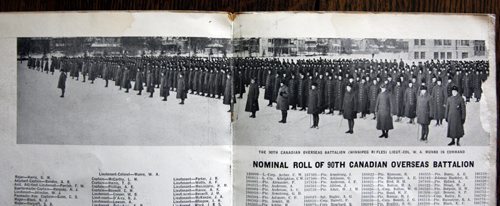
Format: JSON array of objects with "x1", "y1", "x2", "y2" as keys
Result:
[{"x1": 24, "y1": 56, "x2": 489, "y2": 146}]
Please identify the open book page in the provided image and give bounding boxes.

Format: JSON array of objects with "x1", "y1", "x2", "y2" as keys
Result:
[
  {"x1": 232, "y1": 12, "x2": 496, "y2": 205},
  {"x1": 0, "y1": 12, "x2": 233, "y2": 205}
]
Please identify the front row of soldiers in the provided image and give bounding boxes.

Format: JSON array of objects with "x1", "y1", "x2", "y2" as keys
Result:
[
  {"x1": 245, "y1": 75, "x2": 466, "y2": 146},
  {"x1": 37, "y1": 56, "x2": 234, "y2": 109},
  {"x1": 245, "y1": 75, "x2": 467, "y2": 146}
]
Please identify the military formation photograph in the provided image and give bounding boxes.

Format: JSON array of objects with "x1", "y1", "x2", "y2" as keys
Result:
[
  {"x1": 17, "y1": 37, "x2": 233, "y2": 146},
  {"x1": 232, "y1": 37, "x2": 491, "y2": 147}
]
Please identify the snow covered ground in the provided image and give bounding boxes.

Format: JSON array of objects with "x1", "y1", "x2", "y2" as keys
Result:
[
  {"x1": 233, "y1": 87, "x2": 490, "y2": 147},
  {"x1": 17, "y1": 62, "x2": 231, "y2": 146}
]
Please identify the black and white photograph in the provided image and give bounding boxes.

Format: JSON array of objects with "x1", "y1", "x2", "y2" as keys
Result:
[
  {"x1": 17, "y1": 36, "x2": 233, "y2": 145},
  {"x1": 232, "y1": 37, "x2": 491, "y2": 147}
]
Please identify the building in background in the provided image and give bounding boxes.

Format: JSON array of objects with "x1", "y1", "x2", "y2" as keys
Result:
[
  {"x1": 407, "y1": 39, "x2": 486, "y2": 60},
  {"x1": 256, "y1": 38, "x2": 408, "y2": 57}
]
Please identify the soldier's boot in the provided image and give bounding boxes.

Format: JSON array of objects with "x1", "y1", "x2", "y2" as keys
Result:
[
  {"x1": 138, "y1": 90, "x2": 142, "y2": 95},
  {"x1": 476, "y1": 98, "x2": 480, "y2": 102},
  {"x1": 456, "y1": 138, "x2": 460, "y2": 146},
  {"x1": 149, "y1": 92, "x2": 153, "y2": 98},
  {"x1": 350, "y1": 121, "x2": 354, "y2": 133},
  {"x1": 105, "y1": 81, "x2": 108, "y2": 87},
  {"x1": 346, "y1": 121, "x2": 353, "y2": 133},
  {"x1": 420, "y1": 130, "x2": 425, "y2": 141},
  {"x1": 379, "y1": 132, "x2": 385, "y2": 138},
  {"x1": 91, "y1": 80, "x2": 94, "y2": 84},
  {"x1": 180, "y1": 99, "x2": 184, "y2": 105},
  {"x1": 372, "y1": 114, "x2": 376, "y2": 120},
  {"x1": 385, "y1": 130, "x2": 389, "y2": 138},
  {"x1": 250, "y1": 112, "x2": 256, "y2": 118},
  {"x1": 447, "y1": 138, "x2": 455, "y2": 146},
  {"x1": 125, "y1": 88, "x2": 129, "y2": 93},
  {"x1": 162, "y1": 97, "x2": 167, "y2": 101}
]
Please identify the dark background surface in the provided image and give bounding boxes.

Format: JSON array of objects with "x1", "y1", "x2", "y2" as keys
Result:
[{"x1": 1, "y1": 0, "x2": 498, "y2": 202}]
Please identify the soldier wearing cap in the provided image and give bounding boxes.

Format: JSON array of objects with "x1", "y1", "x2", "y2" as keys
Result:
[
  {"x1": 472, "y1": 69, "x2": 483, "y2": 102},
  {"x1": 368, "y1": 78, "x2": 379, "y2": 119},
  {"x1": 245, "y1": 78, "x2": 259, "y2": 118},
  {"x1": 417, "y1": 85, "x2": 431, "y2": 141},
  {"x1": 276, "y1": 80, "x2": 290, "y2": 123},
  {"x1": 134, "y1": 68, "x2": 144, "y2": 95},
  {"x1": 431, "y1": 77, "x2": 447, "y2": 126},
  {"x1": 342, "y1": 83, "x2": 357, "y2": 134},
  {"x1": 375, "y1": 84, "x2": 393, "y2": 138},
  {"x1": 57, "y1": 69, "x2": 67, "y2": 98},
  {"x1": 176, "y1": 72, "x2": 187, "y2": 104},
  {"x1": 404, "y1": 80, "x2": 417, "y2": 124},
  {"x1": 308, "y1": 82, "x2": 321, "y2": 128},
  {"x1": 146, "y1": 69, "x2": 155, "y2": 98},
  {"x1": 445, "y1": 86, "x2": 466, "y2": 146},
  {"x1": 159, "y1": 72, "x2": 170, "y2": 101}
]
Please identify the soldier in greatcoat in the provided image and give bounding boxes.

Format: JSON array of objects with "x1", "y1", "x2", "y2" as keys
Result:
[
  {"x1": 57, "y1": 70, "x2": 67, "y2": 98},
  {"x1": 445, "y1": 86, "x2": 466, "y2": 146},
  {"x1": 417, "y1": 86, "x2": 431, "y2": 141},
  {"x1": 393, "y1": 79, "x2": 405, "y2": 122},
  {"x1": 326, "y1": 75, "x2": 336, "y2": 114},
  {"x1": 308, "y1": 82, "x2": 321, "y2": 129},
  {"x1": 375, "y1": 84, "x2": 393, "y2": 138},
  {"x1": 462, "y1": 71, "x2": 472, "y2": 102},
  {"x1": 357, "y1": 78, "x2": 368, "y2": 118},
  {"x1": 404, "y1": 81, "x2": 417, "y2": 124},
  {"x1": 342, "y1": 83, "x2": 357, "y2": 134},
  {"x1": 431, "y1": 78, "x2": 447, "y2": 126},
  {"x1": 276, "y1": 81, "x2": 289, "y2": 123},
  {"x1": 368, "y1": 79, "x2": 379, "y2": 119},
  {"x1": 235, "y1": 70, "x2": 245, "y2": 99},
  {"x1": 288, "y1": 74, "x2": 298, "y2": 110},
  {"x1": 334, "y1": 75, "x2": 344, "y2": 115},
  {"x1": 160, "y1": 72, "x2": 170, "y2": 101},
  {"x1": 245, "y1": 78, "x2": 259, "y2": 118},
  {"x1": 222, "y1": 73, "x2": 233, "y2": 105},
  {"x1": 102, "y1": 63, "x2": 111, "y2": 87},
  {"x1": 114, "y1": 65, "x2": 123, "y2": 88},
  {"x1": 472, "y1": 69, "x2": 483, "y2": 102},
  {"x1": 297, "y1": 73, "x2": 307, "y2": 111},
  {"x1": 264, "y1": 70, "x2": 274, "y2": 106},
  {"x1": 146, "y1": 69, "x2": 155, "y2": 98},
  {"x1": 176, "y1": 73, "x2": 187, "y2": 104},
  {"x1": 134, "y1": 68, "x2": 144, "y2": 95},
  {"x1": 121, "y1": 67, "x2": 132, "y2": 93}
]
